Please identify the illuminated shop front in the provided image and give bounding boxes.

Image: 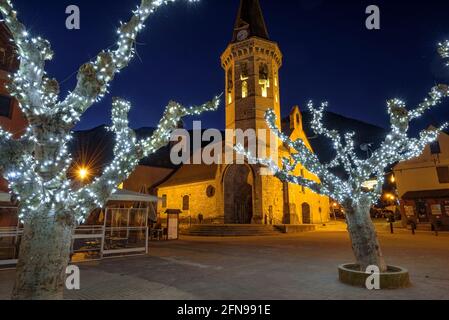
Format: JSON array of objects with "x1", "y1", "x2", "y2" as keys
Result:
[{"x1": 401, "y1": 189, "x2": 449, "y2": 231}]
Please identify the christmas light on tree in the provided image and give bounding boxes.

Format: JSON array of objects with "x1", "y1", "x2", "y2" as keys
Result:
[
  {"x1": 0, "y1": 0, "x2": 218, "y2": 300},
  {"x1": 237, "y1": 42, "x2": 449, "y2": 273}
]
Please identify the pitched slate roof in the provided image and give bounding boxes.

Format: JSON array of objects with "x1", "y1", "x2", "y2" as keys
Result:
[
  {"x1": 403, "y1": 189, "x2": 449, "y2": 199},
  {"x1": 232, "y1": 0, "x2": 269, "y2": 42},
  {"x1": 156, "y1": 164, "x2": 219, "y2": 188},
  {"x1": 71, "y1": 112, "x2": 387, "y2": 186},
  {"x1": 282, "y1": 111, "x2": 388, "y2": 165},
  {"x1": 69, "y1": 125, "x2": 178, "y2": 179}
]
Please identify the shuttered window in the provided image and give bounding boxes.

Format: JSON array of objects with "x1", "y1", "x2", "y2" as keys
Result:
[
  {"x1": 437, "y1": 167, "x2": 449, "y2": 184},
  {"x1": 161, "y1": 195, "x2": 167, "y2": 208},
  {"x1": 182, "y1": 195, "x2": 190, "y2": 211},
  {"x1": 0, "y1": 95, "x2": 12, "y2": 118},
  {"x1": 430, "y1": 141, "x2": 441, "y2": 155}
]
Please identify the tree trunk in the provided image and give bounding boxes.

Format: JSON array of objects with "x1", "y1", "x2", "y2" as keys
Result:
[
  {"x1": 344, "y1": 200, "x2": 387, "y2": 273},
  {"x1": 12, "y1": 214, "x2": 75, "y2": 300}
]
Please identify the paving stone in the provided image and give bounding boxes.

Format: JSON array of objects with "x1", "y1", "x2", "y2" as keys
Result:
[{"x1": 0, "y1": 230, "x2": 448, "y2": 300}]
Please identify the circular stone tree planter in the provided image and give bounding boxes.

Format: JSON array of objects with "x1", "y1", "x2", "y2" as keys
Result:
[{"x1": 338, "y1": 264, "x2": 410, "y2": 289}]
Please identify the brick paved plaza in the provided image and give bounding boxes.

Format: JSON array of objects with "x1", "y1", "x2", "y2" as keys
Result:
[{"x1": 1, "y1": 227, "x2": 448, "y2": 300}]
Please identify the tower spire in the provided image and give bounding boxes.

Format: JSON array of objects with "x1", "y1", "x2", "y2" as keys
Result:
[{"x1": 232, "y1": 0, "x2": 269, "y2": 42}]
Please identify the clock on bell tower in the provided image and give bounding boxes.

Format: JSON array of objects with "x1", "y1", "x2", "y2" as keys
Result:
[{"x1": 221, "y1": 0, "x2": 283, "y2": 138}]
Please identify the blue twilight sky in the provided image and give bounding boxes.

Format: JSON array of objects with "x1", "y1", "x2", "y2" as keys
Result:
[{"x1": 10, "y1": 0, "x2": 449, "y2": 132}]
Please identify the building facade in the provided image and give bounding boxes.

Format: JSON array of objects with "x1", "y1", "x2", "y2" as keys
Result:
[
  {"x1": 0, "y1": 23, "x2": 23, "y2": 202},
  {"x1": 156, "y1": 0, "x2": 330, "y2": 225},
  {"x1": 394, "y1": 129, "x2": 449, "y2": 230}
]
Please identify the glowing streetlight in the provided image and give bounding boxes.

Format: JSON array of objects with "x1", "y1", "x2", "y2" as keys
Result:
[
  {"x1": 77, "y1": 167, "x2": 90, "y2": 181},
  {"x1": 362, "y1": 179, "x2": 377, "y2": 191},
  {"x1": 384, "y1": 193, "x2": 396, "y2": 201}
]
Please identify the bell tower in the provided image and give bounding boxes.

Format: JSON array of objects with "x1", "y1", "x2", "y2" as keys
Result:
[{"x1": 221, "y1": 0, "x2": 283, "y2": 137}]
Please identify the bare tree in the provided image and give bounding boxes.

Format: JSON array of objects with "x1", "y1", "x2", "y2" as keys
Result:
[
  {"x1": 238, "y1": 41, "x2": 449, "y2": 272},
  {"x1": 0, "y1": 0, "x2": 219, "y2": 299}
]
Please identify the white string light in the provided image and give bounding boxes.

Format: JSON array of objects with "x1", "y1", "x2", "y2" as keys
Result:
[
  {"x1": 0, "y1": 0, "x2": 216, "y2": 225},
  {"x1": 237, "y1": 42, "x2": 449, "y2": 208}
]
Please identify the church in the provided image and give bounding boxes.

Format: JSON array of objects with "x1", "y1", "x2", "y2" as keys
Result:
[{"x1": 155, "y1": 0, "x2": 330, "y2": 226}]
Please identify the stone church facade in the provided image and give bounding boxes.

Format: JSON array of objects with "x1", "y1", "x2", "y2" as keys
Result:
[{"x1": 156, "y1": 0, "x2": 330, "y2": 225}]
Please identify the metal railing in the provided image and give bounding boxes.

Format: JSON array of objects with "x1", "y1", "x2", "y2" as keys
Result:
[
  {"x1": 1, "y1": 207, "x2": 150, "y2": 267},
  {"x1": 102, "y1": 208, "x2": 149, "y2": 258},
  {"x1": 0, "y1": 227, "x2": 22, "y2": 266}
]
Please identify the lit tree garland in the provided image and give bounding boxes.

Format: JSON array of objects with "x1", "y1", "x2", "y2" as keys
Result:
[
  {"x1": 237, "y1": 42, "x2": 449, "y2": 272},
  {"x1": 439, "y1": 40, "x2": 449, "y2": 66},
  {"x1": 0, "y1": 0, "x2": 218, "y2": 300},
  {"x1": 75, "y1": 97, "x2": 220, "y2": 220}
]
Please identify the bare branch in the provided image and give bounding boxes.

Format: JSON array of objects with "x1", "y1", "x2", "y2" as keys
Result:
[
  {"x1": 408, "y1": 84, "x2": 449, "y2": 120},
  {"x1": 407, "y1": 43, "x2": 449, "y2": 120},
  {"x1": 235, "y1": 144, "x2": 325, "y2": 196},
  {"x1": 266, "y1": 109, "x2": 326, "y2": 177},
  {"x1": 0, "y1": 0, "x2": 54, "y2": 114},
  {"x1": 74, "y1": 95, "x2": 220, "y2": 218},
  {"x1": 57, "y1": 0, "x2": 197, "y2": 125},
  {"x1": 359, "y1": 94, "x2": 448, "y2": 202},
  {"x1": 438, "y1": 40, "x2": 449, "y2": 65},
  {"x1": 0, "y1": 126, "x2": 29, "y2": 172},
  {"x1": 0, "y1": 126, "x2": 39, "y2": 208},
  {"x1": 402, "y1": 124, "x2": 448, "y2": 161},
  {"x1": 138, "y1": 96, "x2": 221, "y2": 157},
  {"x1": 308, "y1": 101, "x2": 361, "y2": 176},
  {"x1": 0, "y1": 127, "x2": 14, "y2": 171},
  {"x1": 236, "y1": 109, "x2": 352, "y2": 202},
  {"x1": 73, "y1": 98, "x2": 139, "y2": 216}
]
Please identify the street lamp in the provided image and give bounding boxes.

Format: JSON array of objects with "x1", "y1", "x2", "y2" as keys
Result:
[
  {"x1": 77, "y1": 166, "x2": 90, "y2": 181},
  {"x1": 384, "y1": 193, "x2": 396, "y2": 201},
  {"x1": 390, "y1": 175, "x2": 396, "y2": 183}
]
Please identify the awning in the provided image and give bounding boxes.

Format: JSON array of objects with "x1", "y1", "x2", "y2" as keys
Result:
[
  {"x1": 402, "y1": 189, "x2": 449, "y2": 200},
  {"x1": 0, "y1": 192, "x2": 11, "y2": 203},
  {"x1": 107, "y1": 189, "x2": 160, "y2": 203},
  {"x1": 164, "y1": 209, "x2": 183, "y2": 215}
]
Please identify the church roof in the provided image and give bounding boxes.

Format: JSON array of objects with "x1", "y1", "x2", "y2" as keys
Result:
[
  {"x1": 282, "y1": 111, "x2": 387, "y2": 177},
  {"x1": 70, "y1": 125, "x2": 179, "y2": 172},
  {"x1": 403, "y1": 189, "x2": 449, "y2": 200},
  {"x1": 70, "y1": 112, "x2": 389, "y2": 191},
  {"x1": 232, "y1": 0, "x2": 269, "y2": 42},
  {"x1": 157, "y1": 164, "x2": 219, "y2": 188}
]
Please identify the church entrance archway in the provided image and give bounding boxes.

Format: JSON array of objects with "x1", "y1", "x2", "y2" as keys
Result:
[
  {"x1": 302, "y1": 203, "x2": 311, "y2": 224},
  {"x1": 223, "y1": 165, "x2": 254, "y2": 224}
]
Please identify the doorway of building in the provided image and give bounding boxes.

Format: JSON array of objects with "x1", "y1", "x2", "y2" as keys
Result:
[
  {"x1": 302, "y1": 203, "x2": 311, "y2": 224},
  {"x1": 223, "y1": 165, "x2": 254, "y2": 224},
  {"x1": 416, "y1": 200, "x2": 429, "y2": 222}
]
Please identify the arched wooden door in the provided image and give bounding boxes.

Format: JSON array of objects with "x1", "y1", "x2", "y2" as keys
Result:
[
  {"x1": 302, "y1": 203, "x2": 311, "y2": 224},
  {"x1": 223, "y1": 165, "x2": 254, "y2": 224}
]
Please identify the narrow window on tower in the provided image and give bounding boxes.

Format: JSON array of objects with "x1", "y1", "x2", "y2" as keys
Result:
[
  {"x1": 240, "y1": 62, "x2": 249, "y2": 99},
  {"x1": 227, "y1": 68, "x2": 233, "y2": 104},
  {"x1": 242, "y1": 80, "x2": 248, "y2": 98},
  {"x1": 240, "y1": 62, "x2": 249, "y2": 79},
  {"x1": 259, "y1": 63, "x2": 270, "y2": 98},
  {"x1": 0, "y1": 48, "x2": 6, "y2": 68},
  {"x1": 182, "y1": 195, "x2": 190, "y2": 211},
  {"x1": 0, "y1": 95, "x2": 12, "y2": 119}
]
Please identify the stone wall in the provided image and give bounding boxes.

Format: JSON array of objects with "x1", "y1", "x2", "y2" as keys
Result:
[
  {"x1": 124, "y1": 165, "x2": 173, "y2": 194},
  {"x1": 157, "y1": 180, "x2": 220, "y2": 221}
]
